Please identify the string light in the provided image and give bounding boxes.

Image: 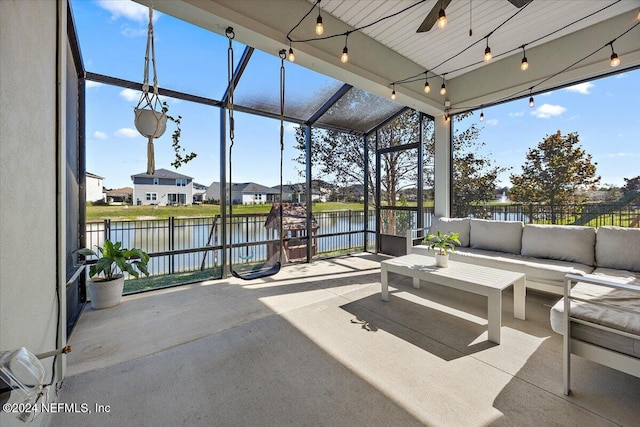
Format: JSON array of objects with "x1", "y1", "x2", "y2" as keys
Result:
[
  {"x1": 340, "y1": 34, "x2": 349, "y2": 63},
  {"x1": 609, "y1": 42, "x2": 620, "y2": 67},
  {"x1": 520, "y1": 45, "x2": 529, "y2": 71},
  {"x1": 315, "y1": 1, "x2": 324, "y2": 35},
  {"x1": 483, "y1": 38, "x2": 492, "y2": 62},
  {"x1": 469, "y1": 0, "x2": 473, "y2": 37},
  {"x1": 437, "y1": 1, "x2": 447, "y2": 29},
  {"x1": 440, "y1": 76, "x2": 446, "y2": 96},
  {"x1": 529, "y1": 90, "x2": 535, "y2": 108},
  {"x1": 288, "y1": 45, "x2": 295, "y2": 62},
  {"x1": 479, "y1": 109, "x2": 484, "y2": 121},
  {"x1": 424, "y1": 73, "x2": 430, "y2": 93},
  {"x1": 391, "y1": 84, "x2": 396, "y2": 100}
]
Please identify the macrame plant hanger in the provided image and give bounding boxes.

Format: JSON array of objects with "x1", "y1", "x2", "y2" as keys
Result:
[
  {"x1": 226, "y1": 27, "x2": 285, "y2": 280},
  {"x1": 134, "y1": 1, "x2": 167, "y2": 175}
]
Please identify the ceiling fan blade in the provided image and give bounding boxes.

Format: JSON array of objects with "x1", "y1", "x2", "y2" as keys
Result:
[
  {"x1": 507, "y1": 0, "x2": 530, "y2": 7},
  {"x1": 417, "y1": 0, "x2": 452, "y2": 33}
]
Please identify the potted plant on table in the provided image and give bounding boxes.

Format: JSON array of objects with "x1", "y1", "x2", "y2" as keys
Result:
[
  {"x1": 423, "y1": 231, "x2": 461, "y2": 268},
  {"x1": 76, "y1": 240, "x2": 150, "y2": 310}
]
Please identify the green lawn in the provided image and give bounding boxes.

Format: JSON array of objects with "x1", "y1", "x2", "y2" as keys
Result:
[
  {"x1": 87, "y1": 202, "x2": 369, "y2": 221},
  {"x1": 85, "y1": 201, "x2": 444, "y2": 221}
]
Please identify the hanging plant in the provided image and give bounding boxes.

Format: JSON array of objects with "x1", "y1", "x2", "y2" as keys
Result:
[
  {"x1": 162, "y1": 102, "x2": 196, "y2": 169},
  {"x1": 134, "y1": 3, "x2": 196, "y2": 173}
]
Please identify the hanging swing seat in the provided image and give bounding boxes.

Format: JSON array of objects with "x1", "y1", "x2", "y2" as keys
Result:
[
  {"x1": 226, "y1": 28, "x2": 287, "y2": 281},
  {"x1": 231, "y1": 262, "x2": 281, "y2": 281}
]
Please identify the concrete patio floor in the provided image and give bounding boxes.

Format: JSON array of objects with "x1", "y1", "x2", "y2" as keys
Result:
[{"x1": 48, "y1": 253, "x2": 639, "y2": 426}]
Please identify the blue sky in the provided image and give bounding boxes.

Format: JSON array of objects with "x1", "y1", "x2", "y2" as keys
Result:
[{"x1": 73, "y1": 0, "x2": 639, "y2": 190}]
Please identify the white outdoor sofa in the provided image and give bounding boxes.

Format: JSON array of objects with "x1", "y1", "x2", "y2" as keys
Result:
[{"x1": 407, "y1": 218, "x2": 640, "y2": 392}]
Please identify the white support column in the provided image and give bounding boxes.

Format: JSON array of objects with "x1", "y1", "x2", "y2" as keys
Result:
[{"x1": 434, "y1": 114, "x2": 451, "y2": 218}]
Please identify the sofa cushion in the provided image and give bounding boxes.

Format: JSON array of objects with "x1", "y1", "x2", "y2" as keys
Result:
[
  {"x1": 592, "y1": 267, "x2": 640, "y2": 286},
  {"x1": 470, "y1": 219, "x2": 523, "y2": 254},
  {"x1": 451, "y1": 247, "x2": 593, "y2": 287},
  {"x1": 521, "y1": 224, "x2": 596, "y2": 266},
  {"x1": 429, "y1": 217, "x2": 470, "y2": 247},
  {"x1": 551, "y1": 274, "x2": 640, "y2": 336},
  {"x1": 595, "y1": 226, "x2": 640, "y2": 272}
]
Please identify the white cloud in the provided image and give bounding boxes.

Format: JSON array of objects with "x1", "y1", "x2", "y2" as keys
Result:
[
  {"x1": 120, "y1": 88, "x2": 141, "y2": 102},
  {"x1": 565, "y1": 82, "x2": 594, "y2": 95},
  {"x1": 540, "y1": 91, "x2": 554, "y2": 96},
  {"x1": 285, "y1": 123, "x2": 300, "y2": 134},
  {"x1": 96, "y1": 0, "x2": 159, "y2": 24},
  {"x1": 530, "y1": 103, "x2": 566, "y2": 119},
  {"x1": 606, "y1": 152, "x2": 640, "y2": 158},
  {"x1": 485, "y1": 119, "x2": 499, "y2": 126},
  {"x1": 115, "y1": 128, "x2": 140, "y2": 138},
  {"x1": 93, "y1": 131, "x2": 107, "y2": 140},
  {"x1": 508, "y1": 111, "x2": 524, "y2": 118},
  {"x1": 121, "y1": 27, "x2": 147, "y2": 38},
  {"x1": 85, "y1": 81, "x2": 103, "y2": 89}
]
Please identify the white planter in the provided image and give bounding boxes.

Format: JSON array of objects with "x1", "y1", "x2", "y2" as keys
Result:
[
  {"x1": 435, "y1": 253, "x2": 449, "y2": 268},
  {"x1": 87, "y1": 275, "x2": 125, "y2": 310},
  {"x1": 134, "y1": 108, "x2": 167, "y2": 138}
]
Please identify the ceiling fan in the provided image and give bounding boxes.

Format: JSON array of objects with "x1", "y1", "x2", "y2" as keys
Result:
[{"x1": 416, "y1": 0, "x2": 530, "y2": 33}]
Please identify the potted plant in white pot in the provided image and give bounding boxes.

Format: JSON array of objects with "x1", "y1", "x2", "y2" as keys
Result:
[
  {"x1": 423, "y1": 230, "x2": 461, "y2": 268},
  {"x1": 76, "y1": 240, "x2": 150, "y2": 310},
  {"x1": 133, "y1": 4, "x2": 196, "y2": 174}
]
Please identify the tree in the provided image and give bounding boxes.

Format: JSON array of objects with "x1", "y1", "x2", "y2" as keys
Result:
[
  {"x1": 295, "y1": 94, "x2": 505, "y2": 232},
  {"x1": 510, "y1": 130, "x2": 600, "y2": 223},
  {"x1": 623, "y1": 176, "x2": 640, "y2": 193},
  {"x1": 451, "y1": 114, "x2": 508, "y2": 218},
  {"x1": 294, "y1": 103, "x2": 430, "y2": 236}
]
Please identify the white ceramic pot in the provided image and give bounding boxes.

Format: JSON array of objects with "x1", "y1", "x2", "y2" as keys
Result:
[
  {"x1": 435, "y1": 253, "x2": 449, "y2": 268},
  {"x1": 134, "y1": 108, "x2": 167, "y2": 138},
  {"x1": 87, "y1": 275, "x2": 125, "y2": 310}
]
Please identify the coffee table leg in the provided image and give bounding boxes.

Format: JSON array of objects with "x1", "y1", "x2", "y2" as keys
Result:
[
  {"x1": 513, "y1": 276, "x2": 526, "y2": 320},
  {"x1": 487, "y1": 288, "x2": 502, "y2": 344},
  {"x1": 413, "y1": 278, "x2": 420, "y2": 289},
  {"x1": 381, "y1": 264, "x2": 389, "y2": 301}
]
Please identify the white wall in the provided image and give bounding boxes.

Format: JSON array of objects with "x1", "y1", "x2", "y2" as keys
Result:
[
  {"x1": 86, "y1": 175, "x2": 105, "y2": 202},
  {"x1": 0, "y1": 1, "x2": 64, "y2": 425}
]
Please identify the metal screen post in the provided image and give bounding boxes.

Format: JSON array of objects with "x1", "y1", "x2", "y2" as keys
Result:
[
  {"x1": 220, "y1": 107, "x2": 227, "y2": 278},
  {"x1": 417, "y1": 113, "x2": 424, "y2": 231},
  {"x1": 306, "y1": 124, "x2": 313, "y2": 262},
  {"x1": 169, "y1": 216, "x2": 175, "y2": 274},
  {"x1": 363, "y1": 134, "x2": 369, "y2": 251}
]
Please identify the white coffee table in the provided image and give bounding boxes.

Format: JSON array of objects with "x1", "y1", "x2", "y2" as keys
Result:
[{"x1": 380, "y1": 253, "x2": 526, "y2": 344}]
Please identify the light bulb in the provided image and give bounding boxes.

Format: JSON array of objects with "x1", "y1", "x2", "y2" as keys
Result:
[
  {"x1": 440, "y1": 83, "x2": 446, "y2": 96},
  {"x1": 521, "y1": 57, "x2": 529, "y2": 71},
  {"x1": 610, "y1": 52, "x2": 620, "y2": 67},
  {"x1": 437, "y1": 8, "x2": 447, "y2": 29},
  {"x1": 424, "y1": 81, "x2": 430, "y2": 94},
  {"x1": 484, "y1": 46, "x2": 492, "y2": 62},
  {"x1": 391, "y1": 89, "x2": 396, "y2": 100},
  {"x1": 288, "y1": 47, "x2": 295, "y2": 62},
  {"x1": 341, "y1": 46, "x2": 348, "y2": 63},
  {"x1": 529, "y1": 96, "x2": 535, "y2": 108},
  {"x1": 479, "y1": 112, "x2": 484, "y2": 121},
  {"x1": 315, "y1": 15, "x2": 324, "y2": 36}
]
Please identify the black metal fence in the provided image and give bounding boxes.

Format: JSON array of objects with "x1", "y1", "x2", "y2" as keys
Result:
[
  {"x1": 83, "y1": 203, "x2": 637, "y2": 292},
  {"x1": 460, "y1": 203, "x2": 639, "y2": 227},
  {"x1": 85, "y1": 210, "x2": 378, "y2": 282}
]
